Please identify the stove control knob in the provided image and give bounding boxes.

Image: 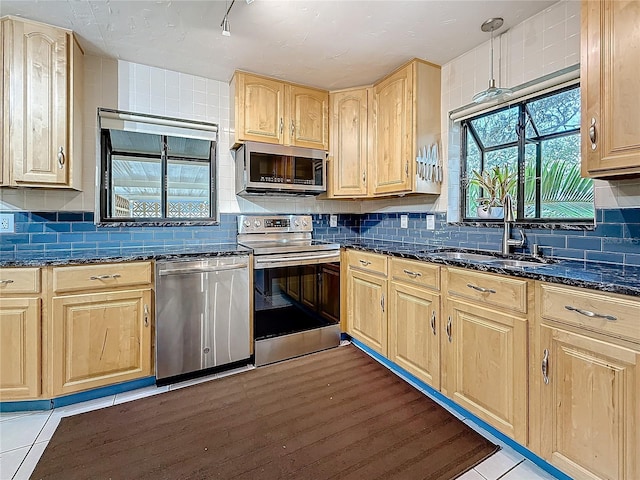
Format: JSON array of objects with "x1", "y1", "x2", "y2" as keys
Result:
[
  {"x1": 254, "y1": 220, "x2": 261, "y2": 228},
  {"x1": 294, "y1": 220, "x2": 300, "y2": 227},
  {"x1": 302, "y1": 219, "x2": 308, "y2": 227},
  {"x1": 243, "y1": 220, "x2": 251, "y2": 228}
]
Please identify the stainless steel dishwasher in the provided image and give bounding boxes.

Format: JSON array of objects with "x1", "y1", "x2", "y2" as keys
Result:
[{"x1": 155, "y1": 256, "x2": 251, "y2": 384}]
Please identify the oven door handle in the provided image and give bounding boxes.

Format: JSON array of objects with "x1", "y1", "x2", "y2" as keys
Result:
[{"x1": 255, "y1": 251, "x2": 340, "y2": 268}]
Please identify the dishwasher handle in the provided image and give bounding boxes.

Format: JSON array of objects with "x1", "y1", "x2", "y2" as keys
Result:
[{"x1": 158, "y1": 263, "x2": 248, "y2": 276}]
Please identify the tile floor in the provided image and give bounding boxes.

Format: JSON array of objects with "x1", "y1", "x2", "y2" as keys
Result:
[{"x1": 0, "y1": 359, "x2": 557, "y2": 480}]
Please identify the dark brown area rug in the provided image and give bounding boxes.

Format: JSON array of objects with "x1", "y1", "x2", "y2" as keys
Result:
[{"x1": 31, "y1": 345, "x2": 498, "y2": 480}]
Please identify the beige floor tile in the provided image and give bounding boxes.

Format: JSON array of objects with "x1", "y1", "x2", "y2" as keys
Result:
[
  {"x1": 13, "y1": 441, "x2": 48, "y2": 480},
  {"x1": 0, "y1": 412, "x2": 51, "y2": 454},
  {"x1": 0, "y1": 445, "x2": 30, "y2": 480}
]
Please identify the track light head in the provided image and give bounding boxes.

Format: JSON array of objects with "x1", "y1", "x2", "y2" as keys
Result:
[{"x1": 222, "y1": 17, "x2": 230, "y2": 36}]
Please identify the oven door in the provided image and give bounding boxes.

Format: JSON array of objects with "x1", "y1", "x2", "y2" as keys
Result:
[{"x1": 253, "y1": 260, "x2": 341, "y2": 365}]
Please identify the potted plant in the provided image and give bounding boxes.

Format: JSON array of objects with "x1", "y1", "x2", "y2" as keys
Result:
[{"x1": 468, "y1": 165, "x2": 517, "y2": 219}]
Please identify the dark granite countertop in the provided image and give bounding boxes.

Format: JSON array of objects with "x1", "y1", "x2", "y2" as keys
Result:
[
  {"x1": 0, "y1": 243, "x2": 251, "y2": 267},
  {"x1": 342, "y1": 239, "x2": 640, "y2": 297}
]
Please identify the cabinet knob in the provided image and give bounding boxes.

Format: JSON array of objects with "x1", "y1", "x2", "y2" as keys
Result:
[{"x1": 57, "y1": 147, "x2": 65, "y2": 168}]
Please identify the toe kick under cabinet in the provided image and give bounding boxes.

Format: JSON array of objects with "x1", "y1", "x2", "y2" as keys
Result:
[{"x1": 49, "y1": 262, "x2": 153, "y2": 397}]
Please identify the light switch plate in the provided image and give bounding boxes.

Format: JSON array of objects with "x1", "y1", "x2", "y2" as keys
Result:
[
  {"x1": 400, "y1": 215, "x2": 408, "y2": 229},
  {"x1": 329, "y1": 214, "x2": 338, "y2": 228},
  {"x1": 426, "y1": 215, "x2": 435, "y2": 230},
  {"x1": 0, "y1": 213, "x2": 14, "y2": 233}
]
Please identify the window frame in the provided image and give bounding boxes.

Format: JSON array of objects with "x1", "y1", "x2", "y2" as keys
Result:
[
  {"x1": 97, "y1": 110, "x2": 219, "y2": 227},
  {"x1": 460, "y1": 84, "x2": 591, "y2": 224}
]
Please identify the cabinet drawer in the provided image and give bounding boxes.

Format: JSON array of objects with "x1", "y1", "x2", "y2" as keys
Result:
[
  {"x1": 445, "y1": 267, "x2": 528, "y2": 314},
  {"x1": 53, "y1": 262, "x2": 152, "y2": 293},
  {"x1": 0, "y1": 268, "x2": 40, "y2": 294},
  {"x1": 390, "y1": 258, "x2": 439, "y2": 291},
  {"x1": 347, "y1": 250, "x2": 387, "y2": 276},
  {"x1": 539, "y1": 283, "x2": 640, "y2": 344}
]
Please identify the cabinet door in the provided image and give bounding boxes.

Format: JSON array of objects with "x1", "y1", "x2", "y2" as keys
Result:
[
  {"x1": 372, "y1": 63, "x2": 413, "y2": 195},
  {"x1": 329, "y1": 88, "x2": 369, "y2": 197},
  {"x1": 444, "y1": 299, "x2": 528, "y2": 442},
  {"x1": 52, "y1": 289, "x2": 152, "y2": 396},
  {"x1": 288, "y1": 85, "x2": 329, "y2": 150},
  {"x1": 0, "y1": 298, "x2": 40, "y2": 399},
  {"x1": 538, "y1": 326, "x2": 639, "y2": 480},
  {"x1": 389, "y1": 282, "x2": 440, "y2": 389},
  {"x1": 7, "y1": 19, "x2": 69, "y2": 185},
  {"x1": 347, "y1": 269, "x2": 387, "y2": 355},
  {"x1": 582, "y1": 0, "x2": 640, "y2": 177},
  {"x1": 235, "y1": 73, "x2": 285, "y2": 145}
]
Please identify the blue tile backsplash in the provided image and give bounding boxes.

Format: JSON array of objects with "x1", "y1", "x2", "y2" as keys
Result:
[{"x1": 1, "y1": 209, "x2": 639, "y2": 267}]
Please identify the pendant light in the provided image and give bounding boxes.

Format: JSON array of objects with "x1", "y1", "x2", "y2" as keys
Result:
[{"x1": 472, "y1": 18, "x2": 513, "y2": 104}]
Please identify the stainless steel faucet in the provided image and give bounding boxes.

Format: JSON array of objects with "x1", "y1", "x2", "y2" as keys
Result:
[{"x1": 502, "y1": 194, "x2": 525, "y2": 255}]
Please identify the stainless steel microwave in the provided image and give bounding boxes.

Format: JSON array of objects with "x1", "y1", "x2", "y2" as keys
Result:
[{"x1": 234, "y1": 142, "x2": 326, "y2": 196}]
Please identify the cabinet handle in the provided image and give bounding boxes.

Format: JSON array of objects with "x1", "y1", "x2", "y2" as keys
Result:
[
  {"x1": 405, "y1": 162, "x2": 409, "y2": 176},
  {"x1": 564, "y1": 305, "x2": 617, "y2": 322},
  {"x1": 380, "y1": 294, "x2": 385, "y2": 313},
  {"x1": 362, "y1": 171, "x2": 366, "y2": 184},
  {"x1": 89, "y1": 274, "x2": 122, "y2": 281},
  {"x1": 446, "y1": 316, "x2": 452, "y2": 342},
  {"x1": 290, "y1": 120, "x2": 295, "y2": 137},
  {"x1": 430, "y1": 310, "x2": 436, "y2": 335},
  {"x1": 0, "y1": 279, "x2": 15, "y2": 285},
  {"x1": 589, "y1": 117, "x2": 597, "y2": 150},
  {"x1": 359, "y1": 259, "x2": 371, "y2": 266},
  {"x1": 57, "y1": 147, "x2": 65, "y2": 168},
  {"x1": 542, "y1": 348, "x2": 549, "y2": 385},
  {"x1": 403, "y1": 269, "x2": 421, "y2": 278},
  {"x1": 466, "y1": 283, "x2": 496, "y2": 294},
  {"x1": 144, "y1": 304, "x2": 149, "y2": 327},
  {"x1": 279, "y1": 118, "x2": 284, "y2": 135}
]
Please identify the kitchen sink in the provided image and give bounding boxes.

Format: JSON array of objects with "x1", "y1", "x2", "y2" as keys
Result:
[
  {"x1": 486, "y1": 258, "x2": 547, "y2": 268},
  {"x1": 430, "y1": 251, "x2": 496, "y2": 262}
]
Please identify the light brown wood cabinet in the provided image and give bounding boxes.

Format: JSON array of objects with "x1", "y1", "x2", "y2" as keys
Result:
[
  {"x1": 388, "y1": 258, "x2": 440, "y2": 389},
  {"x1": 345, "y1": 250, "x2": 388, "y2": 356},
  {"x1": 0, "y1": 268, "x2": 42, "y2": 400},
  {"x1": 231, "y1": 71, "x2": 328, "y2": 150},
  {"x1": 328, "y1": 87, "x2": 370, "y2": 197},
  {"x1": 49, "y1": 262, "x2": 153, "y2": 396},
  {"x1": 371, "y1": 59, "x2": 441, "y2": 196},
  {"x1": 328, "y1": 59, "x2": 441, "y2": 198},
  {"x1": 581, "y1": 0, "x2": 640, "y2": 177},
  {"x1": 441, "y1": 267, "x2": 530, "y2": 443},
  {"x1": 1, "y1": 16, "x2": 83, "y2": 189},
  {"x1": 532, "y1": 282, "x2": 640, "y2": 480}
]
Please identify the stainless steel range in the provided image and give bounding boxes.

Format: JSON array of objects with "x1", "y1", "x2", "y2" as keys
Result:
[{"x1": 238, "y1": 215, "x2": 341, "y2": 366}]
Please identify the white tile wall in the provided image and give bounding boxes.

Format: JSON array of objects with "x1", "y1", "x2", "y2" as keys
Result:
[{"x1": 441, "y1": 0, "x2": 640, "y2": 214}]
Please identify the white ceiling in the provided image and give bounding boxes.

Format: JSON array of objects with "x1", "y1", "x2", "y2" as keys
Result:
[{"x1": 0, "y1": 0, "x2": 557, "y2": 90}]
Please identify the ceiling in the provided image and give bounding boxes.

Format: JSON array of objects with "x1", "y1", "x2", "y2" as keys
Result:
[{"x1": 0, "y1": 0, "x2": 558, "y2": 90}]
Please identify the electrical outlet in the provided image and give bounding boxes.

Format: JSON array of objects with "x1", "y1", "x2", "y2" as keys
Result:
[
  {"x1": 426, "y1": 215, "x2": 435, "y2": 230},
  {"x1": 0, "y1": 213, "x2": 15, "y2": 233},
  {"x1": 329, "y1": 215, "x2": 338, "y2": 228},
  {"x1": 400, "y1": 215, "x2": 408, "y2": 229}
]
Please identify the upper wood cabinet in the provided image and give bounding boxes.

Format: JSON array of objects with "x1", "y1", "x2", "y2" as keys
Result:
[
  {"x1": 372, "y1": 59, "x2": 441, "y2": 196},
  {"x1": 328, "y1": 59, "x2": 442, "y2": 199},
  {"x1": 581, "y1": 0, "x2": 640, "y2": 177},
  {"x1": 231, "y1": 71, "x2": 328, "y2": 150},
  {"x1": 328, "y1": 87, "x2": 370, "y2": 197},
  {"x1": 1, "y1": 17, "x2": 83, "y2": 189}
]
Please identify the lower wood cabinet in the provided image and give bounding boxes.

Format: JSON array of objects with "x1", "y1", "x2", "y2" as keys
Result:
[
  {"x1": 51, "y1": 289, "x2": 152, "y2": 396},
  {"x1": 537, "y1": 325, "x2": 638, "y2": 480},
  {"x1": 0, "y1": 297, "x2": 41, "y2": 399},
  {"x1": 388, "y1": 281, "x2": 440, "y2": 389},
  {"x1": 443, "y1": 298, "x2": 528, "y2": 443}
]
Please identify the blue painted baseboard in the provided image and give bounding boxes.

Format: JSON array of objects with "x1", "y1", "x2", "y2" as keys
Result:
[
  {"x1": 348, "y1": 337, "x2": 572, "y2": 480},
  {"x1": 0, "y1": 377, "x2": 156, "y2": 412}
]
